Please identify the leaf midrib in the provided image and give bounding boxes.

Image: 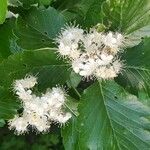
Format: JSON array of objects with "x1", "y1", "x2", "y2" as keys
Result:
[{"x1": 98, "y1": 81, "x2": 121, "y2": 150}]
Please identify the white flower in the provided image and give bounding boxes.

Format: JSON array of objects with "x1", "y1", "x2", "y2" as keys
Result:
[
  {"x1": 26, "y1": 113, "x2": 50, "y2": 132},
  {"x1": 14, "y1": 75, "x2": 37, "y2": 90},
  {"x1": 60, "y1": 25, "x2": 84, "y2": 43},
  {"x1": 103, "y1": 32, "x2": 124, "y2": 54},
  {"x1": 53, "y1": 112, "x2": 72, "y2": 124},
  {"x1": 72, "y1": 54, "x2": 97, "y2": 77},
  {"x1": 56, "y1": 25, "x2": 84, "y2": 59},
  {"x1": 58, "y1": 42, "x2": 72, "y2": 55},
  {"x1": 58, "y1": 42, "x2": 81, "y2": 59},
  {"x1": 48, "y1": 87, "x2": 66, "y2": 108},
  {"x1": 94, "y1": 59, "x2": 123, "y2": 79},
  {"x1": 16, "y1": 88, "x2": 33, "y2": 101},
  {"x1": 83, "y1": 29, "x2": 104, "y2": 54},
  {"x1": 23, "y1": 98, "x2": 46, "y2": 116},
  {"x1": 14, "y1": 75, "x2": 37, "y2": 102},
  {"x1": 96, "y1": 53, "x2": 114, "y2": 66},
  {"x1": 8, "y1": 115, "x2": 28, "y2": 135},
  {"x1": 103, "y1": 32, "x2": 117, "y2": 47},
  {"x1": 9, "y1": 76, "x2": 72, "y2": 134},
  {"x1": 94, "y1": 66, "x2": 108, "y2": 79}
]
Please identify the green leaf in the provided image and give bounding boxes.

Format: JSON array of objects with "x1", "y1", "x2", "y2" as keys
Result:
[
  {"x1": 0, "y1": 87, "x2": 20, "y2": 119},
  {"x1": 0, "y1": 48, "x2": 71, "y2": 90},
  {"x1": 15, "y1": 7, "x2": 65, "y2": 49},
  {"x1": 62, "y1": 81, "x2": 150, "y2": 149},
  {"x1": 61, "y1": 116, "x2": 79, "y2": 150},
  {"x1": 0, "y1": 0, "x2": 7, "y2": 24},
  {"x1": 75, "y1": 0, "x2": 105, "y2": 27},
  {"x1": 61, "y1": 0, "x2": 105, "y2": 28},
  {"x1": 102, "y1": 0, "x2": 150, "y2": 46},
  {"x1": 117, "y1": 38, "x2": 150, "y2": 96},
  {"x1": 0, "y1": 119, "x2": 5, "y2": 127},
  {"x1": 61, "y1": 96, "x2": 79, "y2": 149},
  {"x1": 0, "y1": 18, "x2": 22, "y2": 60}
]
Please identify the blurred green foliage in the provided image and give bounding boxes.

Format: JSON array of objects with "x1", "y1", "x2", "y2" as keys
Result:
[{"x1": 0, "y1": 126, "x2": 64, "y2": 150}]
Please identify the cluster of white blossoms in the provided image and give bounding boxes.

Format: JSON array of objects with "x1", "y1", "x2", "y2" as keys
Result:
[
  {"x1": 8, "y1": 76, "x2": 72, "y2": 135},
  {"x1": 56, "y1": 25, "x2": 125, "y2": 79}
]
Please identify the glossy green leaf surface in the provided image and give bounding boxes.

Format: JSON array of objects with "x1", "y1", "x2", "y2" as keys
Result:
[
  {"x1": 16, "y1": 7, "x2": 65, "y2": 49},
  {"x1": 62, "y1": 81, "x2": 150, "y2": 149},
  {"x1": 61, "y1": 0, "x2": 105, "y2": 27}
]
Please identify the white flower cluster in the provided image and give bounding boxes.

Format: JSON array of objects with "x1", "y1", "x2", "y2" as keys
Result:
[
  {"x1": 8, "y1": 76, "x2": 72, "y2": 135},
  {"x1": 56, "y1": 25, "x2": 124, "y2": 79}
]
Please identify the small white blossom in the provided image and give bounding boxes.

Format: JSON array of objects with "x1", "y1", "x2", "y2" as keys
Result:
[
  {"x1": 94, "y1": 66, "x2": 115, "y2": 79},
  {"x1": 94, "y1": 60, "x2": 123, "y2": 79},
  {"x1": 8, "y1": 115, "x2": 28, "y2": 135},
  {"x1": 53, "y1": 112, "x2": 72, "y2": 124},
  {"x1": 59, "y1": 25, "x2": 84, "y2": 43},
  {"x1": 94, "y1": 66, "x2": 108, "y2": 79},
  {"x1": 72, "y1": 54, "x2": 97, "y2": 77},
  {"x1": 9, "y1": 76, "x2": 72, "y2": 134},
  {"x1": 83, "y1": 30, "x2": 104, "y2": 54},
  {"x1": 103, "y1": 32, "x2": 117, "y2": 47},
  {"x1": 48, "y1": 87, "x2": 66, "y2": 107},
  {"x1": 14, "y1": 75, "x2": 37, "y2": 90},
  {"x1": 16, "y1": 88, "x2": 33, "y2": 101},
  {"x1": 56, "y1": 25, "x2": 84, "y2": 59},
  {"x1": 103, "y1": 32, "x2": 124, "y2": 49},
  {"x1": 14, "y1": 75, "x2": 37, "y2": 101},
  {"x1": 58, "y1": 42, "x2": 80, "y2": 59},
  {"x1": 26, "y1": 113, "x2": 50, "y2": 132},
  {"x1": 96, "y1": 53, "x2": 114, "y2": 66}
]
